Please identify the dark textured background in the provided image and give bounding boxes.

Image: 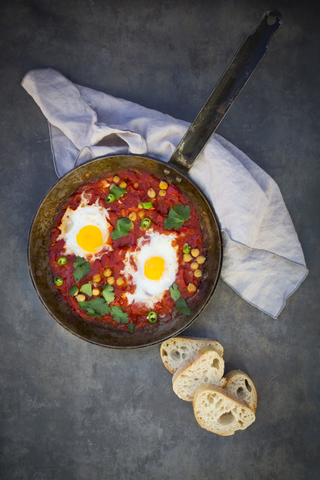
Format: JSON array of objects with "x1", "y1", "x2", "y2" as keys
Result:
[{"x1": 1, "y1": 0, "x2": 319, "y2": 479}]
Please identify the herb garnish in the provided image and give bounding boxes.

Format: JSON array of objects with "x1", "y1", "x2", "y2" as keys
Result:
[
  {"x1": 169, "y1": 283, "x2": 191, "y2": 315},
  {"x1": 141, "y1": 202, "x2": 153, "y2": 209},
  {"x1": 175, "y1": 298, "x2": 191, "y2": 315},
  {"x1": 80, "y1": 283, "x2": 92, "y2": 296},
  {"x1": 69, "y1": 285, "x2": 79, "y2": 296},
  {"x1": 78, "y1": 297, "x2": 128, "y2": 321},
  {"x1": 102, "y1": 284, "x2": 115, "y2": 303},
  {"x1": 164, "y1": 205, "x2": 191, "y2": 230},
  {"x1": 79, "y1": 298, "x2": 111, "y2": 317},
  {"x1": 128, "y1": 323, "x2": 135, "y2": 333},
  {"x1": 110, "y1": 184, "x2": 127, "y2": 200},
  {"x1": 111, "y1": 217, "x2": 132, "y2": 240},
  {"x1": 73, "y1": 257, "x2": 91, "y2": 282},
  {"x1": 169, "y1": 283, "x2": 181, "y2": 301},
  {"x1": 110, "y1": 306, "x2": 129, "y2": 323}
]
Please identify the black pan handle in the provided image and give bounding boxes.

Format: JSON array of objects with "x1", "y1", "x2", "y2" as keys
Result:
[{"x1": 169, "y1": 10, "x2": 283, "y2": 173}]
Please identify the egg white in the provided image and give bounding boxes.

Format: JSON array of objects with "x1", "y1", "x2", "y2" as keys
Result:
[
  {"x1": 57, "y1": 193, "x2": 112, "y2": 260},
  {"x1": 122, "y1": 231, "x2": 179, "y2": 308}
]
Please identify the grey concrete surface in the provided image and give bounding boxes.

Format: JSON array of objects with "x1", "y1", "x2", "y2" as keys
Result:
[{"x1": 0, "y1": 0, "x2": 319, "y2": 479}]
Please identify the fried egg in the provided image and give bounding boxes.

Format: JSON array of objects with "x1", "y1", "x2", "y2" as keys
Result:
[
  {"x1": 57, "y1": 193, "x2": 112, "y2": 260},
  {"x1": 123, "y1": 231, "x2": 179, "y2": 308}
]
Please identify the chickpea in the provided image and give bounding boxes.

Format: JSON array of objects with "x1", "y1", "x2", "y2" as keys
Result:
[
  {"x1": 159, "y1": 180, "x2": 168, "y2": 190},
  {"x1": 107, "y1": 276, "x2": 115, "y2": 285},
  {"x1": 103, "y1": 268, "x2": 112, "y2": 277},
  {"x1": 92, "y1": 288, "x2": 100, "y2": 296},
  {"x1": 116, "y1": 277, "x2": 124, "y2": 286},
  {"x1": 197, "y1": 255, "x2": 206, "y2": 264},
  {"x1": 119, "y1": 181, "x2": 127, "y2": 189},
  {"x1": 191, "y1": 262, "x2": 199, "y2": 270},
  {"x1": 183, "y1": 254, "x2": 192, "y2": 263},
  {"x1": 113, "y1": 175, "x2": 120, "y2": 183},
  {"x1": 93, "y1": 274, "x2": 101, "y2": 283},
  {"x1": 187, "y1": 283, "x2": 197, "y2": 293},
  {"x1": 147, "y1": 188, "x2": 156, "y2": 198},
  {"x1": 191, "y1": 248, "x2": 200, "y2": 258},
  {"x1": 159, "y1": 190, "x2": 166, "y2": 197},
  {"x1": 129, "y1": 212, "x2": 137, "y2": 221},
  {"x1": 194, "y1": 269, "x2": 202, "y2": 278},
  {"x1": 134, "y1": 182, "x2": 139, "y2": 188},
  {"x1": 76, "y1": 294, "x2": 86, "y2": 302},
  {"x1": 138, "y1": 210, "x2": 146, "y2": 219}
]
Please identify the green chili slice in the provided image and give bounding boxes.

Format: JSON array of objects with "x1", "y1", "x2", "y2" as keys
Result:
[
  {"x1": 105, "y1": 193, "x2": 116, "y2": 203},
  {"x1": 54, "y1": 276, "x2": 63, "y2": 286},
  {"x1": 183, "y1": 245, "x2": 191, "y2": 254},
  {"x1": 141, "y1": 218, "x2": 151, "y2": 229},
  {"x1": 148, "y1": 311, "x2": 158, "y2": 323},
  {"x1": 57, "y1": 256, "x2": 68, "y2": 265}
]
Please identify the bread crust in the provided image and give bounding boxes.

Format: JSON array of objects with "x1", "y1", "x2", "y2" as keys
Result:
[
  {"x1": 160, "y1": 336, "x2": 224, "y2": 374},
  {"x1": 193, "y1": 384, "x2": 255, "y2": 436},
  {"x1": 224, "y1": 370, "x2": 257, "y2": 413},
  {"x1": 172, "y1": 346, "x2": 225, "y2": 401}
]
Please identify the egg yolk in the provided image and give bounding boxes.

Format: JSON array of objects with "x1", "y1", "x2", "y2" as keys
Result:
[
  {"x1": 144, "y1": 256, "x2": 165, "y2": 280},
  {"x1": 76, "y1": 225, "x2": 104, "y2": 252}
]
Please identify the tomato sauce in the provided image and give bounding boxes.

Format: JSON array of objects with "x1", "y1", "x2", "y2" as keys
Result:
[{"x1": 49, "y1": 169, "x2": 205, "y2": 333}]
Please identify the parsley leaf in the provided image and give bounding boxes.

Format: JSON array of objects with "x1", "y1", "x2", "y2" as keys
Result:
[
  {"x1": 102, "y1": 284, "x2": 115, "y2": 303},
  {"x1": 78, "y1": 298, "x2": 111, "y2": 317},
  {"x1": 73, "y1": 256, "x2": 86, "y2": 268},
  {"x1": 128, "y1": 323, "x2": 135, "y2": 334},
  {"x1": 80, "y1": 283, "x2": 92, "y2": 296},
  {"x1": 164, "y1": 205, "x2": 191, "y2": 230},
  {"x1": 69, "y1": 285, "x2": 79, "y2": 296},
  {"x1": 73, "y1": 257, "x2": 91, "y2": 282},
  {"x1": 175, "y1": 298, "x2": 191, "y2": 315},
  {"x1": 110, "y1": 184, "x2": 127, "y2": 200},
  {"x1": 111, "y1": 217, "x2": 132, "y2": 240},
  {"x1": 170, "y1": 283, "x2": 181, "y2": 301},
  {"x1": 110, "y1": 306, "x2": 129, "y2": 323},
  {"x1": 141, "y1": 202, "x2": 153, "y2": 209}
]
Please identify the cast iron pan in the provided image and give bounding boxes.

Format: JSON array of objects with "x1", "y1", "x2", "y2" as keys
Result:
[{"x1": 28, "y1": 11, "x2": 282, "y2": 348}]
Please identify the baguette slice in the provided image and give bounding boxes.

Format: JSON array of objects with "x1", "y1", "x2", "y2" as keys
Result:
[
  {"x1": 193, "y1": 384, "x2": 255, "y2": 436},
  {"x1": 160, "y1": 336, "x2": 224, "y2": 374},
  {"x1": 224, "y1": 370, "x2": 257, "y2": 413},
  {"x1": 172, "y1": 346, "x2": 225, "y2": 401}
]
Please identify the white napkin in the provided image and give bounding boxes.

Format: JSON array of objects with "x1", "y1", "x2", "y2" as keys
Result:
[{"x1": 22, "y1": 68, "x2": 308, "y2": 318}]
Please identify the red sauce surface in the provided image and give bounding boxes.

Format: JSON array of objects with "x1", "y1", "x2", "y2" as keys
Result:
[{"x1": 49, "y1": 169, "x2": 205, "y2": 333}]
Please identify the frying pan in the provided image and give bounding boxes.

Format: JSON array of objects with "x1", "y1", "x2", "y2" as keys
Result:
[{"x1": 28, "y1": 11, "x2": 282, "y2": 348}]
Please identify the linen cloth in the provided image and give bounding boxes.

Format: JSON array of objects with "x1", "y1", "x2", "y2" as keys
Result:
[{"x1": 22, "y1": 68, "x2": 308, "y2": 318}]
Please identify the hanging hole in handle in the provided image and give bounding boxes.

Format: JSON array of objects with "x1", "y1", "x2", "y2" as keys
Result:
[
  {"x1": 267, "y1": 14, "x2": 277, "y2": 26},
  {"x1": 263, "y1": 10, "x2": 283, "y2": 27}
]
